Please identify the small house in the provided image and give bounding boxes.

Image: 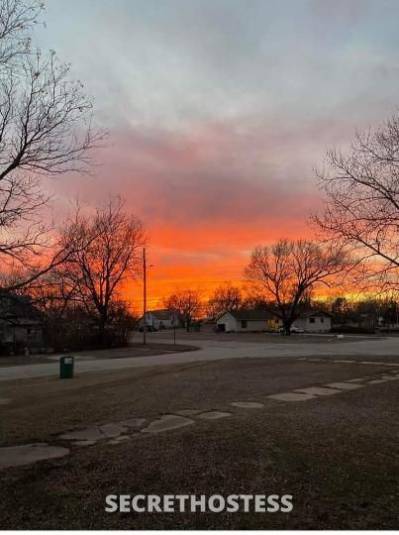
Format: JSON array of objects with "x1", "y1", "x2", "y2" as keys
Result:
[
  {"x1": 0, "y1": 293, "x2": 44, "y2": 354},
  {"x1": 216, "y1": 309, "x2": 282, "y2": 332},
  {"x1": 139, "y1": 309, "x2": 179, "y2": 330},
  {"x1": 293, "y1": 311, "x2": 332, "y2": 333}
]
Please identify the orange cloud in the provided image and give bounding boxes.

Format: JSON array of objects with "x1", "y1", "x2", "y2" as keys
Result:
[
  {"x1": 125, "y1": 219, "x2": 314, "y2": 313},
  {"x1": 49, "y1": 119, "x2": 333, "y2": 312}
]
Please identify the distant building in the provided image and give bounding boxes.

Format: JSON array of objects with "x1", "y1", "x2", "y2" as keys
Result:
[
  {"x1": 216, "y1": 309, "x2": 332, "y2": 333},
  {"x1": 0, "y1": 293, "x2": 44, "y2": 354},
  {"x1": 292, "y1": 311, "x2": 332, "y2": 333},
  {"x1": 138, "y1": 309, "x2": 179, "y2": 330},
  {"x1": 216, "y1": 309, "x2": 281, "y2": 332}
]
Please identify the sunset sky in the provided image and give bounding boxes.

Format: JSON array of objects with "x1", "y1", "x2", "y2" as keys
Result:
[{"x1": 35, "y1": 0, "x2": 399, "y2": 311}]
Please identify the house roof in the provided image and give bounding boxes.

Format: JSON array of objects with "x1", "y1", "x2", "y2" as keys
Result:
[
  {"x1": 0, "y1": 292, "x2": 42, "y2": 324},
  {"x1": 218, "y1": 309, "x2": 276, "y2": 322},
  {"x1": 300, "y1": 311, "x2": 332, "y2": 318},
  {"x1": 147, "y1": 309, "x2": 175, "y2": 320}
]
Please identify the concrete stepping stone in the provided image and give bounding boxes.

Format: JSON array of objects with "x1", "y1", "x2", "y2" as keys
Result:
[
  {"x1": 0, "y1": 398, "x2": 10, "y2": 405},
  {"x1": 333, "y1": 359, "x2": 357, "y2": 364},
  {"x1": 108, "y1": 436, "x2": 131, "y2": 445},
  {"x1": 175, "y1": 409, "x2": 203, "y2": 416},
  {"x1": 368, "y1": 378, "x2": 390, "y2": 384},
  {"x1": 99, "y1": 423, "x2": 127, "y2": 438},
  {"x1": 268, "y1": 392, "x2": 315, "y2": 402},
  {"x1": 294, "y1": 386, "x2": 341, "y2": 396},
  {"x1": 0, "y1": 443, "x2": 69, "y2": 469},
  {"x1": 198, "y1": 411, "x2": 232, "y2": 420},
  {"x1": 380, "y1": 374, "x2": 399, "y2": 380},
  {"x1": 59, "y1": 427, "x2": 103, "y2": 442},
  {"x1": 347, "y1": 378, "x2": 366, "y2": 383},
  {"x1": 360, "y1": 361, "x2": 399, "y2": 367},
  {"x1": 141, "y1": 415, "x2": 194, "y2": 434},
  {"x1": 325, "y1": 382, "x2": 363, "y2": 390},
  {"x1": 230, "y1": 402, "x2": 264, "y2": 409},
  {"x1": 74, "y1": 440, "x2": 96, "y2": 447},
  {"x1": 119, "y1": 418, "x2": 146, "y2": 428}
]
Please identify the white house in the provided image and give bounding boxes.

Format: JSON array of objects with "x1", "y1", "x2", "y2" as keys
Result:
[
  {"x1": 292, "y1": 311, "x2": 332, "y2": 333},
  {"x1": 216, "y1": 309, "x2": 332, "y2": 333},
  {"x1": 216, "y1": 310, "x2": 278, "y2": 332},
  {"x1": 139, "y1": 309, "x2": 179, "y2": 330}
]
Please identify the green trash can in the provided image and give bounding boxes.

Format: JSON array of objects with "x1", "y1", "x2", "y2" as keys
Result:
[{"x1": 60, "y1": 356, "x2": 74, "y2": 379}]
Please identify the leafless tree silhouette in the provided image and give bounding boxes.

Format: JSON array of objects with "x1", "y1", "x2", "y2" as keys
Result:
[
  {"x1": 206, "y1": 284, "x2": 242, "y2": 319},
  {"x1": 0, "y1": 0, "x2": 103, "y2": 290},
  {"x1": 0, "y1": 0, "x2": 42, "y2": 66},
  {"x1": 164, "y1": 289, "x2": 202, "y2": 332},
  {"x1": 314, "y1": 113, "x2": 399, "y2": 290},
  {"x1": 59, "y1": 198, "x2": 143, "y2": 344},
  {"x1": 245, "y1": 239, "x2": 347, "y2": 334}
]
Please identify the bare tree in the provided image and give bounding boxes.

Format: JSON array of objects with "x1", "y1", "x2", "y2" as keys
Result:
[
  {"x1": 17, "y1": 263, "x2": 80, "y2": 319},
  {"x1": 0, "y1": 0, "x2": 103, "y2": 290},
  {"x1": 0, "y1": 0, "x2": 42, "y2": 66},
  {"x1": 206, "y1": 284, "x2": 242, "y2": 319},
  {"x1": 245, "y1": 239, "x2": 347, "y2": 334},
  {"x1": 60, "y1": 199, "x2": 143, "y2": 344},
  {"x1": 164, "y1": 289, "x2": 201, "y2": 332},
  {"x1": 314, "y1": 113, "x2": 399, "y2": 289}
]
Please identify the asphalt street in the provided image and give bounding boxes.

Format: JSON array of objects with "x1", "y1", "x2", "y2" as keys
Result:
[{"x1": 1, "y1": 334, "x2": 398, "y2": 381}]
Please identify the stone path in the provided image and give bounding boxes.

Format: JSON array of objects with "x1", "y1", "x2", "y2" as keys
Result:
[
  {"x1": 295, "y1": 386, "x2": 341, "y2": 396},
  {"x1": 2, "y1": 361, "x2": 399, "y2": 470},
  {"x1": 197, "y1": 411, "x2": 232, "y2": 420},
  {"x1": 268, "y1": 392, "x2": 315, "y2": 402},
  {"x1": 267, "y1": 365, "x2": 399, "y2": 403},
  {"x1": 142, "y1": 414, "x2": 194, "y2": 434},
  {"x1": 231, "y1": 402, "x2": 264, "y2": 409}
]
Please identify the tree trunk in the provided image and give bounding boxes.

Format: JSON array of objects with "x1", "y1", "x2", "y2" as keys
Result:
[
  {"x1": 283, "y1": 321, "x2": 291, "y2": 336},
  {"x1": 98, "y1": 314, "x2": 107, "y2": 346}
]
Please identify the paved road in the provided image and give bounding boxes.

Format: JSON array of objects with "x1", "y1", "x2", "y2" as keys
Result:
[{"x1": 0, "y1": 335, "x2": 399, "y2": 382}]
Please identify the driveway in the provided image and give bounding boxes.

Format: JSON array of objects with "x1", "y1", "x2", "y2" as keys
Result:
[{"x1": 1, "y1": 334, "x2": 399, "y2": 382}]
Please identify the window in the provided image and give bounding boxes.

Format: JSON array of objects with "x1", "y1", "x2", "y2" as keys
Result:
[
  {"x1": 309, "y1": 317, "x2": 315, "y2": 323},
  {"x1": 241, "y1": 320, "x2": 248, "y2": 329},
  {"x1": 320, "y1": 317, "x2": 324, "y2": 323}
]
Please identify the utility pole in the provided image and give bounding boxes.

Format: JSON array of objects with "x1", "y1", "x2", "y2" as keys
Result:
[{"x1": 143, "y1": 247, "x2": 147, "y2": 345}]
